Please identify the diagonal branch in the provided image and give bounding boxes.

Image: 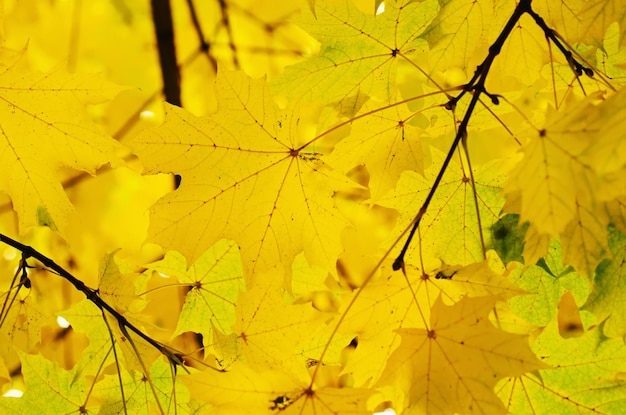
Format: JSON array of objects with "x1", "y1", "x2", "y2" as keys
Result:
[
  {"x1": 393, "y1": 0, "x2": 532, "y2": 271},
  {"x1": 0, "y1": 233, "x2": 186, "y2": 371},
  {"x1": 392, "y1": 0, "x2": 603, "y2": 271}
]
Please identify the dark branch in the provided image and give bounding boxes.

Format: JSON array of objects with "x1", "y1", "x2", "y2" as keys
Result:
[
  {"x1": 0, "y1": 233, "x2": 185, "y2": 370},
  {"x1": 525, "y1": 6, "x2": 594, "y2": 78},
  {"x1": 151, "y1": 0, "x2": 182, "y2": 106},
  {"x1": 393, "y1": 0, "x2": 533, "y2": 270}
]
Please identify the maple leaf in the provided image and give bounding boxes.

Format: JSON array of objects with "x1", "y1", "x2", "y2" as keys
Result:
[
  {"x1": 98, "y1": 251, "x2": 150, "y2": 314},
  {"x1": 270, "y1": 0, "x2": 440, "y2": 105},
  {"x1": 498, "y1": 320, "x2": 626, "y2": 414},
  {"x1": 380, "y1": 147, "x2": 505, "y2": 267},
  {"x1": 338, "y1": 258, "x2": 524, "y2": 387},
  {"x1": 3, "y1": 1, "x2": 626, "y2": 414},
  {"x1": 325, "y1": 98, "x2": 430, "y2": 199},
  {"x1": 582, "y1": 226, "x2": 626, "y2": 338},
  {"x1": 59, "y1": 299, "x2": 119, "y2": 380},
  {"x1": 0, "y1": 353, "x2": 91, "y2": 414},
  {"x1": 0, "y1": 49, "x2": 124, "y2": 234},
  {"x1": 508, "y1": 238, "x2": 591, "y2": 328},
  {"x1": 489, "y1": 213, "x2": 528, "y2": 264},
  {"x1": 503, "y1": 90, "x2": 626, "y2": 276},
  {"x1": 0, "y1": 288, "x2": 52, "y2": 353},
  {"x1": 94, "y1": 358, "x2": 190, "y2": 415},
  {"x1": 377, "y1": 295, "x2": 546, "y2": 415},
  {"x1": 183, "y1": 360, "x2": 372, "y2": 415},
  {"x1": 146, "y1": 239, "x2": 244, "y2": 347},
  {"x1": 228, "y1": 278, "x2": 347, "y2": 380},
  {"x1": 132, "y1": 70, "x2": 354, "y2": 281},
  {"x1": 533, "y1": 0, "x2": 626, "y2": 48},
  {"x1": 421, "y1": 0, "x2": 511, "y2": 73}
]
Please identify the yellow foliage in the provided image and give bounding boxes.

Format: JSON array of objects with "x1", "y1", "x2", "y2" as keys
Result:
[{"x1": 1, "y1": 0, "x2": 626, "y2": 414}]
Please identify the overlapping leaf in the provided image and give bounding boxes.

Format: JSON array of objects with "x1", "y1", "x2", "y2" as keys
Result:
[
  {"x1": 508, "y1": 239, "x2": 591, "y2": 328},
  {"x1": 504, "y1": 90, "x2": 626, "y2": 276},
  {"x1": 94, "y1": 358, "x2": 190, "y2": 415},
  {"x1": 338, "y1": 257, "x2": 523, "y2": 387},
  {"x1": 326, "y1": 98, "x2": 431, "y2": 199},
  {"x1": 146, "y1": 239, "x2": 244, "y2": 347},
  {"x1": 582, "y1": 226, "x2": 626, "y2": 338},
  {"x1": 0, "y1": 353, "x2": 89, "y2": 414},
  {"x1": 377, "y1": 295, "x2": 545, "y2": 415},
  {"x1": 228, "y1": 278, "x2": 347, "y2": 380},
  {"x1": 183, "y1": 361, "x2": 372, "y2": 415},
  {"x1": 421, "y1": 0, "x2": 511, "y2": 74},
  {"x1": 533, "y1": 0, "x2": 626, "y2": 48}
]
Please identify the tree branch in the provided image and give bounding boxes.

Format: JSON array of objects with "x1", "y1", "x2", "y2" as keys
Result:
[
  {"x1": 0, "y1": 233, "x2": 185, "y2": 370},
  {"x1": 152, "y1": 0, "x2": 182, "y2": 106},
  {"x1": 393, "y1": 0, "x2": 532, "y2": 271}
]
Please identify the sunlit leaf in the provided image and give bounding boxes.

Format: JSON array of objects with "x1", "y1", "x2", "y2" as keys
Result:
[
  {"x1": 0, "y1": 49, "x2": 124, "y2": 234},
  {"x1": 132, "y1": 70, "x2": 354, "y2": 282},
  {"x1": 378, "y1": 295, "x2": 546, "y2": 415}
]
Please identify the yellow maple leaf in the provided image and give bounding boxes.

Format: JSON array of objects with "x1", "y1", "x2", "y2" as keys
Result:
[
  {"x1": 377, "y1": 295, "x2": 546, "y2": 414},
  {"x1": 98, "y1": 251, "x2": 149, "y2": 314},
  {"x1": 229, "y1": 278, "x2": 346, "y2": 380},
  {"x1": 132, "y1": 70, "x2": 355, "y2": 282},
  {"x1": 326, "y1": 98, "x2": 430, "y2": 200},
  {"x1": 183, "y1": 361, "x2": 372, "y2": 415},
  {"x1": 337, "y1": 256, "x2": 522, "y2": 387},
  {"x1": 0, "y1": 49, "x2": 124, "y2": 234}
]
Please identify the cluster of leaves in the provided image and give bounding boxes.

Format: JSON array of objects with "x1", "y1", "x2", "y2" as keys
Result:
[{"x1": 1, "y1": 0, "x2": 626, "y2": 413}]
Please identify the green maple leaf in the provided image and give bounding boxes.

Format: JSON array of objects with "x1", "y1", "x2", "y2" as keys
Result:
[
  {"x1": 0, "y1": 353, "x2": 91, "y2": 414},
  {"x1": 94, "y1": 358, "x2": 190, "y2": 415},
  {"x1": 582, "y1": 226, "x2": 626, "y2": 338},
  {"x1": 380, "y1": 147, "x2": 505, "y2": 267},
  {"x1": 146, "y1": 239, "x2": 244, "y2": 347},
  {"x1": 271, "y1": 0, "x2": 439, "y2": 105},
  {"x1": 498, "y1": 321, "x2": 626, "y2": 414},
  {"x1": 508, "y1": 238, "x2": 590, "y2": 328},
  {"x1": 489, "y1": 213, "x2": 529, "y2": 264}
]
